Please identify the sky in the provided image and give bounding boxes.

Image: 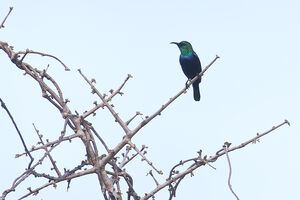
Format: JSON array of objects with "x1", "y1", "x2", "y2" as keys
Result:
[{"x1": 0, "y1": 0, "x2": 299, "y2": 200}]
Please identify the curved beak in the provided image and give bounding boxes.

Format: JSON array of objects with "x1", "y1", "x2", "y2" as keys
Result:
[{"x1": 170, "y1": 42, "x2": 179, "y2": 45}]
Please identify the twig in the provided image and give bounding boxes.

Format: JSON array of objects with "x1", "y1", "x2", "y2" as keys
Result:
[
  {"x1": 14, "y1": 165, "x2": 95, "y2": 200},
  {"x1": 78, "y1": 69, "x2": 130, "y2": 135},
  {"x1": 17, "y1": 50, "x2": 70, "y2": 71},
  {"x1": 119, "y1": 145, "x2": 147, "y2": 169},
  {"x1": 32, "y1": 123, "x2": 62, "y2": 177},
  {"x1": 147, "y1": 170, "x2": 159, "y2": 186},
  {"x1": 126, "y1": 111, "x2": 142, "y2": 126},
  {"x1": 0, "y1": 7, "x2": 13, "y2": 29},
  {"x1": 16, "y1": 133, "x2": 80, "y2": 157},
  {"x1": 167, "y1": 157, "x2": 208, "y2": 200},
  {"x1": 0, "y1": 98, "x2": 34, "y2": 169},
  {"x1": 119, "y1": 145, "x2": 132, "y2": 168},
  {"x1": 90, "y1": 126, "x2": 110, "y2": 153},
  {"x1": 223, "y1": 143, "x2": 239, "y2": 200},
  {"x1": 109, "y1": 159, "x2": 123, "y2": 199},
  {"x1": 2, "y1": 140, "x2": 61, "y2": 199},
  {"x1": 17, "y1": 182, "x2": 56, "y2": 200},
  {"x1": 127, "y1": 141, "x2": 162, "y2": 175},
  {"x1": 81, "y1": 74, "x2": 132, "y2": 119},
  {"x1": 214, "y1": 120, "x2": 290, "y2": 159}
]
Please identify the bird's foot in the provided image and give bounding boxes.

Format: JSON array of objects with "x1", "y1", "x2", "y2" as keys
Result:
[{"x1": 185, "y1": 79, "x2": 191, "y2": 89}]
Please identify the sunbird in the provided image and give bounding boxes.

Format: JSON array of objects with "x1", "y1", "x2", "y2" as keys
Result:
[{"x1": 171, "y1": 41, "x2": 202, "y2": 101}]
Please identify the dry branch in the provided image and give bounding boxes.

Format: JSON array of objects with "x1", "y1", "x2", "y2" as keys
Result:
[{"x1": 0, "y1": 7, "x2": 13, "y2": 29}]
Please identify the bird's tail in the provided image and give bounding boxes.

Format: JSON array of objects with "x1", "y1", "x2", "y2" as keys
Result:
[{"x1": 192, "y1": 82, "x2": 200, "y2": 101}]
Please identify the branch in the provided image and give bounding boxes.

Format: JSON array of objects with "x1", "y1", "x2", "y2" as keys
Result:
[
  {"x1": 32, "y1": 123, "x2": 62, "y2": 177},
  {"x1": 90, "y1": 125, "x2": 110, "y2": 153},
  {"x1": 119, "y1": 145, "x2": 146, "y2": 169},
  {"x1": 2, "y1": 140, "x2": 61, "y2": 199},
  {"x1": 147, "y1": 170, "x2": 159, "y2": 186},
  {"x1": 131, "y1": 55, "x2": 220, "y2": 137},
  {"x1": 213, "y1": 119, "x2": 290, "y2": 159},
  {"x1": 140, "y1": 119, "x2": 289, "y2": 200},
  {"x1": 126, "y1": 111, "x2": 142, "y2": 126},
  {"x1": 0, "y1": 98, "x2": 34, "y2": 169},
  {"x1": 81, "y1": 74, "x2": 132, "y2": 119},
  {"x1": 0, "y1": 7, "x2": 13, "y2": 29},
  {"x1": 16, "y1": 133, "x2": 80, "y2": 157},
  {"x1": 78, "y1": 69, "x2": 131, "y2": 134},
  {"x1": 17, "y1": 49, "x2": 70, "y2": 71},
  {"x1": 223, "y1": 142, "x2": 239, "y2": 200},
  {"x1": 127, "y1": 141, "x2": 162, "y2": 175},
  {"x1": 17, "y1": 182, "x2": 56, "y2": 200}
]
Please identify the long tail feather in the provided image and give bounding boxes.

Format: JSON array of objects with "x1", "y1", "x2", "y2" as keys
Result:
[{"x1": 192, "y1": 82, "x2": 200, "y2": 101}]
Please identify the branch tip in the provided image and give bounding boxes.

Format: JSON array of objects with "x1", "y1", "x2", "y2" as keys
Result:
[{"x1": 285, "y1": 119, "x2": 290, "y2": 126}]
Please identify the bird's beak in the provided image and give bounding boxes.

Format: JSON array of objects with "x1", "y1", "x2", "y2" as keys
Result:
[{"x1": 170, "y1": 42, "x2": 179, "y2": 46}]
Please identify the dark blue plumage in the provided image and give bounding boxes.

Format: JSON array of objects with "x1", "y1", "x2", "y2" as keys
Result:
[{"x1": 171, "y1": 41, "x2": 202, "y2": 101}]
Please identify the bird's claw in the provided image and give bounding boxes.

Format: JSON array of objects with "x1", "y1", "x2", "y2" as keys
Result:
[{"x1": 185, "y1": 79, "x2": 191, "y2": 89}]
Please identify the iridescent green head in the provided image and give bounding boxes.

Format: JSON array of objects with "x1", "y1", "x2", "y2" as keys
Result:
[{"x1": 170, "y1": 41, "x2": 194, "y2": 57}]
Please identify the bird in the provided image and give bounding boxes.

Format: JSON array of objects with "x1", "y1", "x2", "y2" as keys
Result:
[{"x1": 171, "y1": 41, "x2": 202, "y2": 101}]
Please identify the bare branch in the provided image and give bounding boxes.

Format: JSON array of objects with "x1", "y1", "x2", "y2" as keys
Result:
[
  {"x1": 213, "y1": 120, "x2": 290, "y2": 159},
  {"x1": 0, "y1": 7, "x2": 13, "y2": 29},
  {"x1": 128, "y1": 141, "x2": 162, "y2": 175},
  {"x1": 81, "y1": 74, "x2": 132, "y2": 119},
  {"x1": 17, "y1": 182, "x2": 56, "y2": 200},
  {"x1": 32, "y1": 123, "x2": 62, "y2": 177},
  {"x1": 2, "y1": 141, "x2": 61, "y2": 199},
  {"x1": 0, "y1": 98, "x2": 34, "y2": 169},
  {"x1": 90, "y1": 125, "x2": 110, "y2": 153},
  {"x1": 16, "y1": 49, "x2": 70, "y2": 71},
  {"x1": 16, "y1": 133, "x2": 80, "y2": 157},
  {"x1": 131, "y1": 55, "x2": 220, "y2": 137},
  {"x1": 223, "y1": 142, "x2": 239, "y2": 200},
  {"x1": 119, "y1": 145, "x2": 147, "y2": 169},
  {"x1": 126, "y1": 111, "x2": 142, "y2": 126},
  {"x1": 141, "y1": 120, "x2": 289, "y2": 200},
  {"x1": 78, "y1": 69, "x2": 131, "y2": 135},
  {"x1": 147, "y1": 170, "x2": 159, "y2": 186}
]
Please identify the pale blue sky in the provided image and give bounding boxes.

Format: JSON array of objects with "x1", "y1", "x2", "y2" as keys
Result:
[{"x1": 0, "y1": 1, "x2": 299, "y2": 200}]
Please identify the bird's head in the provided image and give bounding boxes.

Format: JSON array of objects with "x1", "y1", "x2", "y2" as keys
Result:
[{"x1": 170, "y1": 41, "x2": 194, "y2": 57}]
